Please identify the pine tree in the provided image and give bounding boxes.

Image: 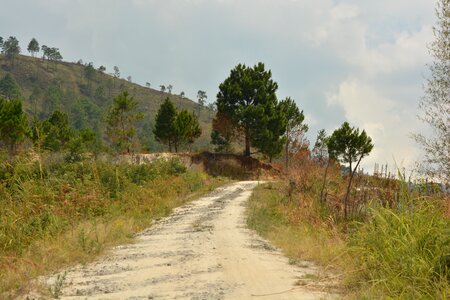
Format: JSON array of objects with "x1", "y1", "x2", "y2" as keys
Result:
[
  {"x1": 27, "y1": 38, "x2": 40, "y2": 57},
  {"x1": 153, "y1": 98, "x2": 177, "y2": 151},
  {"x1": 328, "y1": 122, "x2": 373, "y2": 219},
  {"x1": 279, "y1": 97, "x2": 307, "y2": 168},
  {"x1": 216, "y1": 62, "x2": 283, "y2": 157},
  {"x1": 105, "y1": 91, "x2": 143, "y2": 153},
  {"x1": 1, "y1": 36, "x2": 20, "y2": 67},
  {"x1": 0, "y1": 97, "x2": 29, "y2": 157}
]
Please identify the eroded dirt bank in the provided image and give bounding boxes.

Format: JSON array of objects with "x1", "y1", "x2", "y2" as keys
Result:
[{"x1": 45, "y1": 181, "x2": 333, "y2": 299}]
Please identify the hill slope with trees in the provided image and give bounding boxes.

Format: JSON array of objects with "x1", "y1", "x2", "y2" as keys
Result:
[{"x1": 0, "y1": 53, "x2": 214, "y2": 151}]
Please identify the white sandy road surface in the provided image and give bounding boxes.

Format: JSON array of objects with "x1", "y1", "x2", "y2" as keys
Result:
[{"x1": 45, "y1": 181, "x2": 334, "y2": 300}]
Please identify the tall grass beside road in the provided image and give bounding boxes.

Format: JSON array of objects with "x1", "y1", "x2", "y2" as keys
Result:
[
  {"x1": 0, "y1": 153, "x2": 226, "y2": 297},
  {"x1": 247, "y1": 161, "x2": 449, "y2": 299}
]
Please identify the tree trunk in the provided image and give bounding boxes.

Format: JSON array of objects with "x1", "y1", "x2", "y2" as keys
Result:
[
  {"x1": 285, "y1": 127, "x2": 290, "y2": 171},
  {"x1": 344, "y1": 156, "x2": 363, "y2": 220},
  {"x1": 244, "y1": 128, "x2": 250, "y2": 157},
  {"x1": 320, "y1": 159, "x2": 331, "y2": 202}
]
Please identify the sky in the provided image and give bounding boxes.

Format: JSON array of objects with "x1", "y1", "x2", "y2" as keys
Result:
[{"x1": 0, "y1": 0, "x2": 437, "y2": 173}]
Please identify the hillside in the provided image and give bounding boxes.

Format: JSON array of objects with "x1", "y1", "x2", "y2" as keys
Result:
[{"x1": 0, "y1": 55, "x2": 214, "y2": 151}]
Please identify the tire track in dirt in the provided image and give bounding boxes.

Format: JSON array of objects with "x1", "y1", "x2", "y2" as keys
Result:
[{"x1": 44, "y1": 181, "x2": 334, "y2": 299}]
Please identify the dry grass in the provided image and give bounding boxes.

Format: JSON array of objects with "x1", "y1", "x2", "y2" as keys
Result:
[
  {"x1": 247, "y1": 155, "x2": 450, "y2": 299},
  {"x1": 0, "y1": 156, "x2": 227, "y2": 298}
]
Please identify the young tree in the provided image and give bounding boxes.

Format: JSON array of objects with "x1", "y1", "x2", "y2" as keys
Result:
[
  {"x1": 173, "y1": 109, "x2": 202, "y2": 152},
  {"x1": 186, "y1": 113, "x2": 202, "y2": 151},
  {"x1": 153, "y1": 97, "x2": 177, "y2": 151},
  {"x1": 27, "y1": 38, "x2": 40, "y2": 57},
  {"x1": 172, "y1": 109, "x2": 202, "y2": 152},
  {"x1": 196, "y1": 90, "x2": 207, "y2": 115},
  {"x1": 312, "y1": 129, "x2": 328, "y2": 164},
  {"x1": 127, "y1": 75, "x2": 132, "y2": 83},
  {"x1": 0, "y1": 97, "x2": 29, "y2": 157},
  {"x1": 197, "y1": 90, "x2": 207, "y2": 106},
  {"x1": 415, "y1": 0, "x2": 450, "y2": 183},
  {"x1": 316, "y1": 130, "x2": 338, "y2": 203},
  {"x1": 42, "y1": 46, "x2": 62, "y2": 69},
  {"x1": 179, "y1": 91, "x2": 185, "y2": 98},
  {"x1": 328, "y1": 122, "x2": 373, "y2": 219},
  {"x1": 279, "y1": 97, "x2": 307, "y2": 169},
  {"x1": 2, "y1": 36, "x2": 21, "y2": 67},
  {"x1": 159, "y1": 85, "x2": 166, "y2": 93},
  {"x1": 146, "y1": 82, "x2": 151, "y2": 88},
  {"x1": 113, "y1": 66, "x2": 120, "y2": 78},
  {"x1": 167, "y1": 84, "x2": 173, "y2": 94},
  {"x1": 105, "y1": 91, "x2": 143, "y2": 153},
  {"x1": 216, "y1": 62, "x2": 282, "y2": 157},
  {"x1": 84, "y1": 62, "x2": 96, "y2": 87},
  {"x1": 0, "y1": 74, "x2": 21, "y2": 100},
  {"x1": 0, "y1": 37, "x2": 3, "y2": 50},
  {"x1": 46, "y1": 47, "x2": 62, "y2": 69},
  {"x1": 41, "y1": 110, "x2": 75, "y2": 151},
  {"x1": 41, "y1": 45, "x2": 48, "y2": 60}
]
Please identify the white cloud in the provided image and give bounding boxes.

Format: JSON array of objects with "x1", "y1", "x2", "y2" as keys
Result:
[{"x1": 327, "y1": 78, "x2": 423, "y2": 172}]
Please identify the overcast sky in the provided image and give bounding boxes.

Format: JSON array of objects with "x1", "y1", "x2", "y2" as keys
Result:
[{"x1": 0, "y1": 0, "x2": 437, "y2": 172}]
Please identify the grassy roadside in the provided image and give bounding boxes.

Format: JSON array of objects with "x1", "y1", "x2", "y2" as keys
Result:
[
  {"x1": 246, "y1": 182, "x2": 348, "y2": 294},
  {"x1": 247, "y1": 181, "x2": 450, "y2": 299},
  {"x1": 0, "y1": 155, "x2": 228, "y2": 298}
]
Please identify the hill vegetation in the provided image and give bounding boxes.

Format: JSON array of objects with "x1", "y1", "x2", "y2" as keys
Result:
[{"x1": 0, "y1": 52, "x2": 214, "y2": 152}]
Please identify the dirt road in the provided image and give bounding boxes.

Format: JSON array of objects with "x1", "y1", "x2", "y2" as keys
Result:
[{"x1": 46, "y1": 181, "x2": 333, "y2": 299}]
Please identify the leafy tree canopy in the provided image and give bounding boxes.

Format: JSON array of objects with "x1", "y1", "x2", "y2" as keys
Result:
[
  {"x1": 216, "y1": 62, "x2": 286, "y2": 158},
  {"x1": 27, "y1": 38, "x2": 40, "y2": 57},
  {"x1": 1, "y1": 36, "x2": 20, "y2": 66}
]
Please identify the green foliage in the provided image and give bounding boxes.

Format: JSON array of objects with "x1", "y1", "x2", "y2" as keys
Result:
[
  {"x1": 105, "y1": 91, "x2": 143, "y2": 153},
  {"x1": 312, "y1": 129, "x2": 328, "y2": 163},
  {"x1": 42, "y1": 46, "x2": 63, "y2": 70},
  {"x1": 0, "y1": 74, "x2": 21, "y2": 100},
  {"x1": 27, "y1": 38, "x2": 40, "y2": 57},
  {"x1": 42, "y1": 84, "x2": 63, "y2": 117},
  {"x1": 1, "y1": 36, "x2": 20, "y2": 66},
  {"x1": 327, "y1": 122, "x2": 374, "y2": 168},
  {"x1": 197, "y1": 90, "x2": 207, "y2": 104},
  {"x1": 211, "y1": 129, "x2": 230, "y2": 152},
  {"x1": 153, "y1": 97, "x2": 177, "y2": 150},
  {"x1": 84, "y1": 62, "x2": 96, "y2": 86},
  {"x1": 40, "y1": 110, "x2": 75, "y2": 152},
  {"x1": 279, "y1": 97, "x2": 307, "y2": 165},
  {"x1": 216, "y1": 62, "x2": 287, "y2": 157},
  {"x1": 70, "y1": 97, "x2": 102, "y2": 133},
  {"x1": 350, "y1": 199, "x2": 450, "y2": 298},
  {"x1": 328, "y1": 122, "x2": 373, "y2": 219},
  {"x1": 252, "y1": 102, "x2": 287, "y2": 161},
  {"x1": 0, "y1": 97, "x2": 29, "y2": 156},
  {"x1": 173, "y1": 109, "x2": 202, "y2": 152}
]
